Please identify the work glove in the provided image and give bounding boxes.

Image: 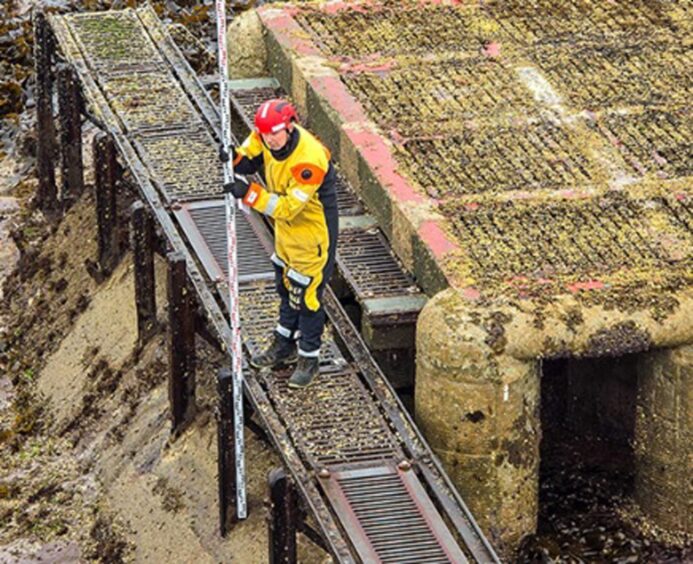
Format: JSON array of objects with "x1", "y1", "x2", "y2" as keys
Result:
[
  {"x1": 218, "y1": 145, "x2": 236, "y2": 164},
  {"x1": 223, "y1": 174, "x2": 250, "y2": 199}
]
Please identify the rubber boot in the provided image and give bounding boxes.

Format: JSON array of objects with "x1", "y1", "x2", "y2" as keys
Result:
[
  {"x1": 250, "y1": 334, "x2": 297, "y2": 369},
  {"x1": 288, "y1": 356, "x2": 319, "y2": 389}
]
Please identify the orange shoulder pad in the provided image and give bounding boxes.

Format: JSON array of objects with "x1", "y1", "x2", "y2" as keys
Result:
[{"x1": 290, "y1": 163, "x2": 326, "y2": 186}]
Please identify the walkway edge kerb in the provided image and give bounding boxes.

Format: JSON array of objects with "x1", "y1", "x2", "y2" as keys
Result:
[{"x1": 258, "y1": 5, "x2": 460, "y2": 297}]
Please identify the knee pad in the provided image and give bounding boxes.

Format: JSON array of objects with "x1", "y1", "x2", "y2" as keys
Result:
[{"x1": 287, "y1": 268, "x2": 312, "y2": 311}]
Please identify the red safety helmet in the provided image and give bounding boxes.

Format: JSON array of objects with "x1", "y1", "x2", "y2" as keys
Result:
[{"x1": 254, "y1": 99, "x2": 298, "y2": 135}]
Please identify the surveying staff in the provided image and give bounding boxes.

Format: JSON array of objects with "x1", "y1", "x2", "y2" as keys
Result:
[{"x1": 220, "y1": 99, "x2": 338, "y2": 389}]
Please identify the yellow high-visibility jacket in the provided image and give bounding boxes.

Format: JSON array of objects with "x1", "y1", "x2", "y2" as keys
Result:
[{"x1": 234, "y1": 125, "x2": 338, "y2": 311}]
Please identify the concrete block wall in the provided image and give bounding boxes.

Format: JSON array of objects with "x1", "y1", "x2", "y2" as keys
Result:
[{"x1": 635, "y1": 345, "x2": 692, "y2": 534}]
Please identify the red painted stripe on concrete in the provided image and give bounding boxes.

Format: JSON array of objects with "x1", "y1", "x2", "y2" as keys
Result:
[
  {"x1": 566, "y1": 280, "x2": 605, "y2": 293},
  {"x1": 418, "y1": 221, "x2": 459, "y2": 258},
  {"x1": 460, "y1": 287, "x2": 482, "y2": 301},
  {"x1": 344, "y1": 125, "x2": 425, "y2": 204},
  {"x1": 310, "y1": 74, "x2": 370, "y2": 124},
  {"x1": 258, "y1": 7, "x2": 321, "y2": 57}
]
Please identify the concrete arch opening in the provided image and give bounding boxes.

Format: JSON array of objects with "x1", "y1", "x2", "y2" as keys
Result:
[
  {"x1": 415, "y1": 289, "x2": 692, "y2": 554},
  {"x1": 537, "y1": 354, "x2": 639, "y2": 548}
]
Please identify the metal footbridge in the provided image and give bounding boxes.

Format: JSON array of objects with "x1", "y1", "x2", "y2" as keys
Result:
[{"x1": 44, "y1": 7, "x2": 500, "y2": 563}]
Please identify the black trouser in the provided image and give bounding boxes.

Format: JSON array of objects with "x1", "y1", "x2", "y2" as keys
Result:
[
  {"x1": 273, "y1": 194, "x2": 338, "y2": 357},
  {"x1": 273, "y1": 242, "x2": 336, "y2": 356}
]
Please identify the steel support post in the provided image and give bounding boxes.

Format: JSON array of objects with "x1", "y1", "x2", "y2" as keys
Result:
[
  {"x1": 93, "y1": 132, "x2": 119, "y2": 274},
  {"x1": 57, "y1": 63, "x2": 84, "y2": 206},
  {"x1": 131, "y1": 201, "x2": 157, "y2": 346},
  {"x1": 167, "y1": 251, "x2": 196, "y2": 434},
  {"x1": 217, "y1": 367, "x2": 238, "y2": 535},
  {"x1": 33, "y1": 11, "x2": 58, "y2": 214},
  {"x1": 268, "y1": 468, "x2": 298, "y2": 564}
]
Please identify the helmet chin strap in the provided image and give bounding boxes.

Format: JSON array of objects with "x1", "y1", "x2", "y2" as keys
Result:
[{"x1": 269, "y1": 126, "x2": 299, "y2": 161}]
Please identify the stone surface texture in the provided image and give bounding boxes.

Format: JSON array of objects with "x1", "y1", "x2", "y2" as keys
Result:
[
  {"x1": 635, "y1": 345, "x2": 692, "y2": 534},
  {"x1": 226, "y1": 9, "x2": 267, "y2": 79}
]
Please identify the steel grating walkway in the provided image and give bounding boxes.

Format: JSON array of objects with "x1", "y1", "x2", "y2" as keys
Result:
[{"x1": 48, "y1": 7, "x2": 499, "y2": 563}]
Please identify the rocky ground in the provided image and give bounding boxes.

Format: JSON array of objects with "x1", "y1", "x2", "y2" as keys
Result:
[{"x1": 518, "y1": 439, "x2": 692, "y2": 563}]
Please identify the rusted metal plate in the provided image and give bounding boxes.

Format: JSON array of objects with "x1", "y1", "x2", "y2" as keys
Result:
[
  {"x1": 321, "y1": 465, "x2": 469, "y2": 563},
  {"x1": 173, "y1": 200, "x2": 274, "y2": 284}
]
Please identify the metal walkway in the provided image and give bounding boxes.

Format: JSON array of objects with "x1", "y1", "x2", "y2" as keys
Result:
[{"x1": 47, "y1": 7, "x2": 499, "y2": 563}]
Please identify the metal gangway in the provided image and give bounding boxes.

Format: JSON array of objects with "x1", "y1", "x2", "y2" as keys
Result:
[{"x1": 37, "y1": 6, "x2": 500, "y2": 563}]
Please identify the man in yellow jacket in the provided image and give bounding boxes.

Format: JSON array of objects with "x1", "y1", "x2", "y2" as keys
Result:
[{"x1": 221, "y1": 99, "x2": 338, "y2": 388}]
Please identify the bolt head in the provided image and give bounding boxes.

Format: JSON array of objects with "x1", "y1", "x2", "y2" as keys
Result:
[
  {"x1": 318, "y1": 468, "x2": 330, "y2": 479},
  {"x1": 398, "y1": 460, "x2": 411, "y2": 471}
]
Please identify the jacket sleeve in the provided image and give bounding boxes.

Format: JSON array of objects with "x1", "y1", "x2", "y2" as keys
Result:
[
  {"x1": 242, "y1": 162, "x2": 327, "y2": 221},
  {"x1": 233, "y1": 131, "x2": 264, "y2": 175}
]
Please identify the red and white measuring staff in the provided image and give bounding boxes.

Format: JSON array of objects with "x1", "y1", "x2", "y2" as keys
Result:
[{"x1": 215, "y1": 0, "x2": 247, "y2": 519}]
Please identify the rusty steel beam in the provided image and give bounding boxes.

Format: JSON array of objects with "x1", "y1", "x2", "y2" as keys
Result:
[
  {"x1": 57, "y1": 62, "x2": 84, "y2": 206},
  {"x1": 33, "y1": 11, "x2": 58, "y2": 215},
  {"x1": 217, "y1": 367, "x2": 239, "y2": 535},
  {"x1": 268, "y1": 468, "x2": 298, "y2": 564},
  {"x1": 297, "y1": 520, "x2": 329, "y2": 554},
  {"x1": 131, "y1": 201, "x2": 158, "y2": 346},
  {"x1": 167, "y1": 251, "x2": 196, "y2": 434},
  {"x1": 93, "y1": 132, "x2": 120, "y2": 274}
]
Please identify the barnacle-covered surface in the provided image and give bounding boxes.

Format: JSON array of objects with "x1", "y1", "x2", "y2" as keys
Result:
[
  {"x1": 134, "y1": 130, "x2": 222, "y2": 200},
  {"x1": 528, "y1": 40, "x2": 691, "y2": 110},
  {"x1": 441, "y1": 193, "x2": 690, "y2": 282},
  {"x1": 486, "y1": 0, "x2": 682, "y2": 44},
  {"x1": 342, "y1": 56, "x2": 542, "y2": 136},
  {"x1": 294, "y1": 2, "x2": 492, "y2": 58},
  {"x1": 101, "y1": 72, "x2": 200, "y2": 132},
  {"x1": 67, "y1": 11, "x2": 164, "y2": 71},
  {"x1": 294, "y1": 0, "x2": 693, "y2": 302},
  {"x1": 394, "y1": 121, "x2": 595, "y2": 197},
  {"x1": 588, "y1": 109, "x2": 692, "y2": 179},
  {"x1": 62, "y1": 9, "x2": 222, "y2": 203}
]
